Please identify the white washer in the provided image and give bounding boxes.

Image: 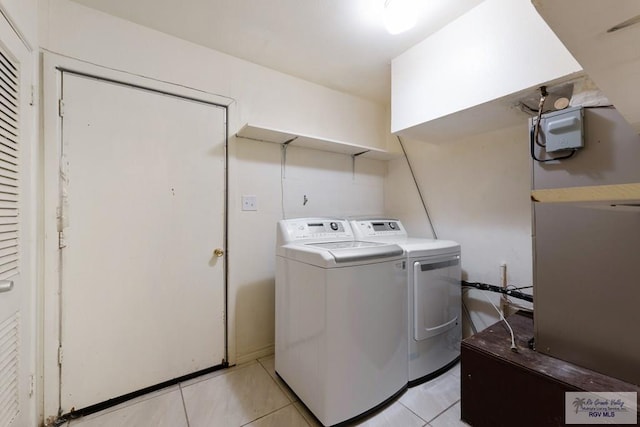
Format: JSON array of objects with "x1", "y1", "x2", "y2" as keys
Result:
[
  {"x1": 350, "y1": 218, "x2": 461, "y2": 386},
  {"x1": 275, "y1": 218, "x2": 408, "y2": 426}
]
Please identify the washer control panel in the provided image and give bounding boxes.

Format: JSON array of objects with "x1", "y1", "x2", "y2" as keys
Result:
[{"x1": 278, "y1": 218, "x2": 353, "y2": 243}]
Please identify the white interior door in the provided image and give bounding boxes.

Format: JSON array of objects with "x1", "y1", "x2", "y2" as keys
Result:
[
  {"x1": 59, "y1": 72, "x2": 226, "y2": 411},
  {"x1": 0, "y1": 14, "x2": 35, "y2": 427}
]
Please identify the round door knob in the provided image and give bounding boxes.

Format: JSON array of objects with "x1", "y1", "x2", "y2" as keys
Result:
[{"x1": 213, "y1": 248, "x2": 224, "y2": 257}]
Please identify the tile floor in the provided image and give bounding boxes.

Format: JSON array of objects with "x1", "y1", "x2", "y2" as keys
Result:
[{"x1": 64, "y1": 356, "x2": 469, "y2": 427}]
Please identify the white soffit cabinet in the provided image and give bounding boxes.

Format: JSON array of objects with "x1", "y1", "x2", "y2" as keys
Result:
[
  {"x1": 391, "y1": 0, "x2": 582, "y2": 142},
  {"x1": 533, "y1": 0, "x2": 640, "y2": 133}
]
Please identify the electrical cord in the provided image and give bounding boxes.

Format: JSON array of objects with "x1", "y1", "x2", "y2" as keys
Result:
[
  {"x1": 530, "y1": 125, "x2": 577, "y2": 163},
  {"x1": 280, "y1": 144, "x2": 287, "y2": 219},
  {"x1": 530, "y1": 86, "x2": 578, "y2": 163},
  {"x1": 504, "y1": 285, "x2": 534, "y2": 310},
  {"x1": 461, "y1": 280, "x2": 533, "y2": 303},
  {"x1": 533, "y1": 86, "x2": 548, "y2": 148},
  {"x1": 279, "y1": 138, "x2": 296, "y2": 219},
  {"x1": 506, "y1": 298, "x2": 533, "y2": 313},
  {"x1": 461, "y1": 289, "x2": 478, "y2": 335},
  {"x1": 477, "y1": 289, "x2": 519, "y2": 352},
  {"x1": 506, "y1": 285, "x2": 533, "y2": 291}
]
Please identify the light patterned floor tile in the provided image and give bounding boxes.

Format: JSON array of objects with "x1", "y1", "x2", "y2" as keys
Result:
[
  {"x1": 62, "y1": 359, "x2": 464, "y2": 427},
  {"x1": 400, "y1": 369, "x2": 461, "y2": 423},
  {"x1": 293, "y1": 402, "x2": 323, "y2": 427},
  {"x1": 244, "y1": 404, "x2": 310, "y2": 427},
  {"x1": 430, "y1": 402, "x2": 470, "y2": 427},
  {"x1": 352, "y1": 401, "x2": 426, "y2": 427},
  {"x1": 182, "y1": 361, "x2": 290, "y2": 427},
  {"x1": 293, "y1": 399, "x2": 428, "y2": 427},
  {"x1": 67, "y1": 388, "x2": 187, "y2": 427},
  {"x1": 179, "y1": 359, "x2": 259, "y2": 388},
  {"x1": 258, "y1": 355, "x2": 298, "y2": 402},
  {"x1": 448, "y1": 362, "x2": 461, "y2": 379}
]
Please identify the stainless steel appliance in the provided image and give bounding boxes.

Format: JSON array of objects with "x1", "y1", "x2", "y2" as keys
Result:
[{"x1": 532, "y1": 106, "x2": 640, "y2": 385}]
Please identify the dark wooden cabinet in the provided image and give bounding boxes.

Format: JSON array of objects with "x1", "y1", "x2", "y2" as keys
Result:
[{"x1": 461, "y1": 312, "x2": 639, "y2": 426}]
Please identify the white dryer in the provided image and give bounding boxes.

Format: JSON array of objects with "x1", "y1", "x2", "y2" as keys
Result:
[
  {"x1": 275, "y1": 218, "x2": 408, "y2": 426},
  {"x1": 350, "y1": 218, "x2": 461, "y2": 386}
]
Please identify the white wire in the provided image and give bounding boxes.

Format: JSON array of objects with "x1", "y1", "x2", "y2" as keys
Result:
[
  {"x1": 506, "y1": 297, "x2": 534, "y2": 313},
  {"x1": 462, "y1": 301, "x2": 477, "y2": 335},
  {"x1": 280, "y1": 144, "x2": 287, "y2": 219},
  {"x1": 478, "y1": 289, "x2": 518, "y2": 351}
]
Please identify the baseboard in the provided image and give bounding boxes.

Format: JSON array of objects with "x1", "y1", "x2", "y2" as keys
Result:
[{"x1": 234, "y1": 344, "x2": 275, "y2": 365}]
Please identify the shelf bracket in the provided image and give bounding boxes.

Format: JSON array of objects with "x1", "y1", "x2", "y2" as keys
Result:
[
  {"x1": 281, "y1": 137, "x2": 297, "y2": 179},
  {"x1": 351, "y1": 150, "x2": 370, "y2": 179}
]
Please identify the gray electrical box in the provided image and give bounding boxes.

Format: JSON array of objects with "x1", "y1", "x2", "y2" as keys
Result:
[{"x1": 532, "y1": 106, "x2": 584, "y2": 153}]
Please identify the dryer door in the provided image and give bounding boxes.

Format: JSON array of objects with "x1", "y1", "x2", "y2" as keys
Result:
[{"x1": 413, "y1": 254, "x2": 461, "y2": 340}]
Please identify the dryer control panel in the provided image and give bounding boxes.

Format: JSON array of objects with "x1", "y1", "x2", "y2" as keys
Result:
[{"x1": 351, "y1": 219, "x2": 407, "y2": 239}]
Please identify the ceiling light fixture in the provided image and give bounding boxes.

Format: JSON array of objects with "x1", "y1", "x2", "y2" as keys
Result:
[{"x1": 383, "y1": 0, "x2": 417, "y2": 35}]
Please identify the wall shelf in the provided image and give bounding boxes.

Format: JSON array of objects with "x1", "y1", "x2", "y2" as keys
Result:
[
  {"x1": 235, "y1": 124, "x2": 401, "y2": 160},
  {"x1": 531, "y1": 182, "x2": 640, "y2": 209}
]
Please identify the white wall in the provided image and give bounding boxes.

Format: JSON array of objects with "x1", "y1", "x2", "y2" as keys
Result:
[
  {"x1": 385, "y1": 125, "x2": 533, "y2": 333},
  {"x1": 0, "y1": 0, "x2": 37, "y2": 47},
  {"x1": 39, "y1": 0, "x2": 388, "y2": 150},
  {"x1": 39, "y1": 0, "x2": 389, "y2": 367},
  {"x1": 231, "y1": 139, "x2": 386, "y2": 360}
]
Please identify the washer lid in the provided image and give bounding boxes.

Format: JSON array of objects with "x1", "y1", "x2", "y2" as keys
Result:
[{"x1": 400, "y1": 238, "x2": 460, "y2": 258}]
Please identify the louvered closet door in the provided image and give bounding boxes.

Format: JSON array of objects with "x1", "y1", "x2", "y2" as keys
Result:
[
  {"x1": 0, "y1": 13, "x2": 34, "y2": 427},
  {"x1": 59, "y1": 73, "x2": 226, "y2": 412}
]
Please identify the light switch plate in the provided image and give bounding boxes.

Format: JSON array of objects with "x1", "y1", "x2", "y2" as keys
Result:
[{"x1": 242, "y1": 195, "x2": 257, "y2": 211}]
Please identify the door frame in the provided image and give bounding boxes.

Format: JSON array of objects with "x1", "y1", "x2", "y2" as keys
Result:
[{"x1": 41, "y1": 52, "x2": 234, "y2": 421}]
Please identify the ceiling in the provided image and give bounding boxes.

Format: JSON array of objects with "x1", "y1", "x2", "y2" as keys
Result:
[{"x1": 69, "y1": 0, "x2": 483, "y2": 105}]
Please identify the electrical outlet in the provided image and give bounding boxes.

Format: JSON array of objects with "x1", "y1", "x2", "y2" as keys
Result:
[{"x1": 242, "y1": 195, "x2": 257, "y2": 211}]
